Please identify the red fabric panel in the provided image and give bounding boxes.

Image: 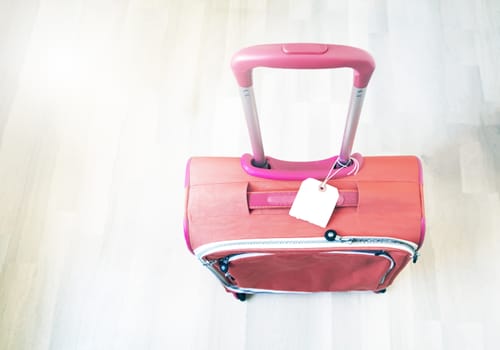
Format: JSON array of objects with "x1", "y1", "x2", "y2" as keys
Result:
[{"x1": 225, "y1": 252, "x2": 392, "y2": 292}]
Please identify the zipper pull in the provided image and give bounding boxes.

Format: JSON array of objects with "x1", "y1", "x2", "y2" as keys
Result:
[
  {"x1": 218, "y1": 256, "x2": 236, "y2": 283},
  {"x1": 324, "y1": 229, "x2": 337, "y2": 241},
  {"x1": 324, "y1": 230, "x2": 353, "y2": 244},
  {"x1": 218, "y1": 256, "x2": 230, "y2": 273}
]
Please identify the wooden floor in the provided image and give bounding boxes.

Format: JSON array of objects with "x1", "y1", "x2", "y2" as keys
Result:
[{"x1": 1, "y1": 0, "x2": 499, "y2": 349}]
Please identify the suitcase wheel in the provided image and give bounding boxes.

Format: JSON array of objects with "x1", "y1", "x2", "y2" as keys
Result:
[{"x1": 236, "y1": 293, "x2": 247, "y2": 301}]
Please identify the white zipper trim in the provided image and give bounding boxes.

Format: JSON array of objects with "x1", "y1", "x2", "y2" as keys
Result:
[
  {"x1": 196, "y1": 235, "x2": 416, "y2": 295},
  {"x1": 194, "y1": 236, "x2": 418, "y2": 259},
  {"x1": 226, "y1": 285, "x2": 312, "y2": 295},
  {"x1": 224, "y1": 285, "x2": 387, "y2": 295},
  {"x1": 227, "y1": 252, "x2": 273, "y2": 262}
]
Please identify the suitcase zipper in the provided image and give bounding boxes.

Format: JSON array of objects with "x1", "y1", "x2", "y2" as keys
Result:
[
  {"x1": 195, "y1": 234, "x2": 418, "y2": 261},
  {"x1": 195, "y1": 234, "x2": 418, "y2": 293}
]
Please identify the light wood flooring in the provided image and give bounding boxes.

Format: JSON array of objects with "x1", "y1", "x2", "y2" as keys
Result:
[{"x1": 1, "y1": 0, "x2": 499, "y2": 349}]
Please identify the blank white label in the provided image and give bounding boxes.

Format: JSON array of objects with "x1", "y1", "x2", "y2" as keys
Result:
[{"x1": 289, "y1": 178, "x2": 339, "y2": 228}]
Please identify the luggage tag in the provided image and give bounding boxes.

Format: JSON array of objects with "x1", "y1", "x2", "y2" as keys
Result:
[
  {"x1": 289, "y1": 156, "x2": 360, "y2": 228},
  {"x1": 289, "y1": 178, "x2": 339, "y2": 228}
]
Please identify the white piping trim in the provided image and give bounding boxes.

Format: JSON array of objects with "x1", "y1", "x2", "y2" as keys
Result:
[{"x1": 195, "y1": 236, "x2": 417, "y2": 259}]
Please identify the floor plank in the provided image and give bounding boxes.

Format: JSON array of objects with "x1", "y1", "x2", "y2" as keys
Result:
[{"x1": 0, "y1": 1, "x2": 499, "y2": 349}]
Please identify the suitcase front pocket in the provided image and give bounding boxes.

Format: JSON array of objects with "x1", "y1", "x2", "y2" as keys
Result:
[{"x1": 217, "y1": 250, "x2": 395, "y2": 293}]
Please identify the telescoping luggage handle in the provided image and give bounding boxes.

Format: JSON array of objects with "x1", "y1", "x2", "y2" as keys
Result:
[{"x1": 231, "y1": 43, "x2": 375, "y2": 180}]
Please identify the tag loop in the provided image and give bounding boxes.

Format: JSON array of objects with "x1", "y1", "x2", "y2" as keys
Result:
[{"x1": 320, "y1": 156, "x2": 360, "y2": 189}]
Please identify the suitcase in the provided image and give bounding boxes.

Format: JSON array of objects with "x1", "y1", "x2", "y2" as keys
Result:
[{"x1": 184, "y1": 43, "x2": 425, "y2": 300}]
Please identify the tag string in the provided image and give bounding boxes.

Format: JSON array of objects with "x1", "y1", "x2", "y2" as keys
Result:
[{"x1": 319, "y1": 156, "x2": 360, "y2": 190}]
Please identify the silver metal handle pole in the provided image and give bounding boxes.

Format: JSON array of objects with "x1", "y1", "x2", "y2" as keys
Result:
[
  {"x1": 338, "y1": 87, "x2": 366, "y2": 165},
  {"x1": 240, "y1": 85, "x2": 367, "y2": 168},
  {"x1": 232, "y1": 44, "x2": 374, "y2": 169},
  {"x1": 239, "y1": 86, "x2": 267, "y2": 167}
]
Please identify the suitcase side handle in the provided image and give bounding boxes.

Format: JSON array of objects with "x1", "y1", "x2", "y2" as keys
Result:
[
  {"x1": 231, "y1": 43, "x2": 375, "y2": 171},
  {"x1": 231, "y1": 43, "x2": 375, "y2": 88}
]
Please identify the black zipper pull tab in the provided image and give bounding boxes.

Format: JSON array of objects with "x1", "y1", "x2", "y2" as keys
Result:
[
  {"x1": 324, "y1": 229, "x2": 337, "y2": 241},
  {"x1": 218, "y1": 256, "x2": 230, "y2": 273},
  {"x1": 218, "y1": 256, "x2": 236, "y2": 283},
  {"x1": 324, "y1": 229, "x2": 353, "y2": 244}
]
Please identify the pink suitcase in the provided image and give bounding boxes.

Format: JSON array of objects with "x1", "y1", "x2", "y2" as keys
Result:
[{"x1": 184, "y1": 44, "x2": 425, "y2": 300}]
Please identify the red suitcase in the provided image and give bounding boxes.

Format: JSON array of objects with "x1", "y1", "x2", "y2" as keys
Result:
[{"x1": 184, "y1": 44, "x2": 425, "y2": 300}]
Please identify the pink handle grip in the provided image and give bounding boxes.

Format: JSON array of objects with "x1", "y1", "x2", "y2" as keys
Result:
[
  {"x1": 240, "y1": 153, "x2": 363, "y2": 181},
  {"x1": 231, "y1": 43, "x2": 375, "y2": 88}
]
